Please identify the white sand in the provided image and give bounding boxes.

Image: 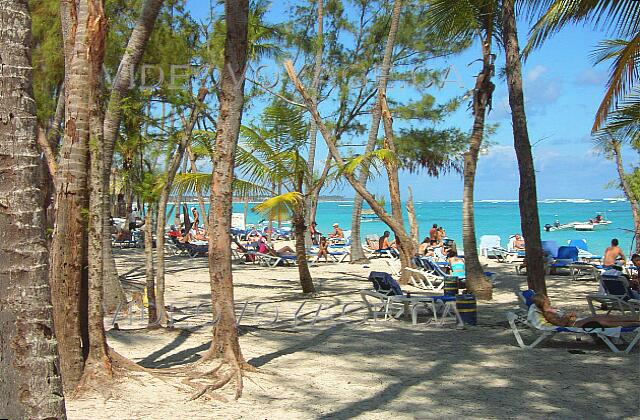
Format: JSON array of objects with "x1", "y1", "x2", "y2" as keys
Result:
[{"x1": 67, "y1": 245, "x2": 640, "y2": 419}]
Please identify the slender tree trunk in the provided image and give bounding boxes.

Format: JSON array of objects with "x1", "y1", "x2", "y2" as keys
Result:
[
  {"x1": 204, "y1": 0, "x2": 249, "y2": 397},
  {"x1": 379, "y1": 89, "x2": 415, "y2": 278},
  {"x1": 85, "y1": 0, "x2": 110, "y2": 376},
  {"x1": 350, "y1": 0, "x2": 402, "y2": 264},
  {"x1": 51, "y1": 0, "x2": 103, "y2": 391},
  {"x1": 156, "y1": 88, "x2": 208, "y2": 325},
  {"x1": 612, "y1": 141, "x2": 640, "y2": 253},
  {"x1": 144, "y1": 207, "x2": 158, "y2": 326},
  {"x1": 0, "y1": 1, "x2": 67, "y2": 416},
  {"x1": 100, "y1": 0, "x2": 164, "y2": 315},
  {"x1": 187, "y1": 144, "x2": 209, "y2": 230},
  {"x1": 286, "y1": 62, "x2": 415, "y2": 277},
  {"x1": 304, "y1": 0, "x2": 324, "y2": 247},
  {"x1": 406, "y1": 186, "x2": 419, "y2": 244},
  {"x1": 293, "y1": 209, "x2": 315, "y2": 293},
  {"x1": 463, "y1": 33, "x2": 494, "y2": 300},
  {"x1": 502, "y1": 0, "x2": 546, "y2": 295}
]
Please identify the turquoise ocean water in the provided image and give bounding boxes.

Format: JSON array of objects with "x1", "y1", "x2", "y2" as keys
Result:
[{"x1": 168, "y1": 198, "x2": 636, "y2": 255}]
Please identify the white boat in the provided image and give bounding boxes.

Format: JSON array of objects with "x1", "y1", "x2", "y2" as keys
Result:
[
  {"x1": 361, "y1": 209, "x2": 380, "y2": 222},
  {"x1": 574, "y1": 223, "x2": 594, "y2": 231}
]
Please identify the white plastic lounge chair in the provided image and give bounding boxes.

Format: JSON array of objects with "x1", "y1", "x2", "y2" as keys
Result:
[
  {"x1": 479, "y1": 235, "x2": 517, "y2": 262},
  {"x1": 506, "y1": 297, "x2": 640, "y2": 353}
]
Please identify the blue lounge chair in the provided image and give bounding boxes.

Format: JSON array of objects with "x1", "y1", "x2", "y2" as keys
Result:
[
  {"x1": 568, "y1": 239, "x2": 603, "y2": 261},
  {"x1": 547, "y1": 246, "x2": 579, "y2": 274}
]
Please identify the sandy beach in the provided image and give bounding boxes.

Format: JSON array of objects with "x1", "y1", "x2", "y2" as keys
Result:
[{"x1": 63, "y1": 243, "x2": 640, "y2": 420}]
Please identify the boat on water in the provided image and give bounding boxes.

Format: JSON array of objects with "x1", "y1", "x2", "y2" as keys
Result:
[
  {"x1": 361, "y1": 209, "x2": 380, "y2": 222},
  {"x1": 544, "y1": 214, "x2": 612, "y2": 232}
]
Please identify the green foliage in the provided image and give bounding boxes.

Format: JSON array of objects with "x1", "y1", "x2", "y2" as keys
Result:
[
  {"x1": 393, "y1": 128, "x2": 469, "y2": 175},
  {"x1": 253, "y1": 192, "x2": 304, "y2": 220},
  {"x1": 30, "y1": 0, "x2": 64, "y2": 124}
]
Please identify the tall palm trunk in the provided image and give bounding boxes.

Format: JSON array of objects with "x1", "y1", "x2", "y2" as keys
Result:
[
  {"x1": 463, "y1": 33, "x2": 495, "y2": 300},
  {"x1": 502, "y1": 0, "x2": 546, "y2": 295},
  {"x1": 350, "y1": 0, "x2": 402, "y2": 264},
  {"x1": 50, "y1": 0, "x2": 102, "y2": 391},
  {"x1": 85, "y1": 0, "x2": 110, "y2": 373},
  {"x1": 100, "y1": 0, "x2": 164, "y2": 313},
  {"x1": 204, "y1": 0, "x2": 249, "y2": 389},
  {"x1": 0, "y1": 1, "x2": 67, "y2": 416},
  {"x1": 144, "y1": 207, "x2": 158, "y2": 325},
  {"x1": 156, "y1": 88, "x2": 208, "y2": 325},
  {"x1": 611, "y1": 141, "x2": 640, "y2": 253},
  {"x1": 304, "y1": 0, "x2": 324, "y2": 247},
  {"x1": 293, "y1": 209, "x2": 316, "y2": 293}
]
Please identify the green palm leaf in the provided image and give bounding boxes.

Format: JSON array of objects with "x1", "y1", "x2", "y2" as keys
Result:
[{"x1": 252, "y1": 191, "x2": 304, "y2": 220}]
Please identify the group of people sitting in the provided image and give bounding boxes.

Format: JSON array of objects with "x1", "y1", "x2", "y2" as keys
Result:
[{"x1": 169, "y1": 207, "x2": 208, "y2": 244}]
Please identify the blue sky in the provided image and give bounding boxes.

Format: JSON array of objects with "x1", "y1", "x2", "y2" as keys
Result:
[{"x1": 185, "y1": 1, "x2": 635, "y2": 201}]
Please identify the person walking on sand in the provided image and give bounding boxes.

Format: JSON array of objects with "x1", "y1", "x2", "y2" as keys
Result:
[{"x1": 603, "y1": 238, "x2": 626, "y2": 269}]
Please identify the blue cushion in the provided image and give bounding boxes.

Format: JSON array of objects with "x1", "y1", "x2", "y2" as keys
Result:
[{"x1": 521, "y1": 289, "x2": 536, "y2": 307}]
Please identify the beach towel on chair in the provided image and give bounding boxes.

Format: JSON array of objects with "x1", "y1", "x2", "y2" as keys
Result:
[{"x1": 368, "y1": 271, "x2": 403, "y2": 296}]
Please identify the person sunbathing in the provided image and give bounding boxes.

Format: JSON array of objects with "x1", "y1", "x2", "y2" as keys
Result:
[
  {"x1": 513, "y1": 234, "x2": 525, "y2": 250},
  {"x1": 329, "y1": 223, "x2": 344, "y2": 238},
  {"x1": 531, "y1": 294, "x2": 639, "y2": 328},
  {"x1": 258, "y1": 236, "x2": 295, "y2": 257}
]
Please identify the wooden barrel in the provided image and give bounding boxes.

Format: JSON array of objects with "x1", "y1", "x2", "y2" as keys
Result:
[
  {"x1": 456, "y1": 294, "x2": 477, "y2": 325},
  {"x1": 443, "y1": 276, "x2": 459, "y2": 296}
]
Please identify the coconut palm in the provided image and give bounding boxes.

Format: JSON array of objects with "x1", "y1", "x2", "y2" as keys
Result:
[
  {"x1": 593, "y1": 118, "x2": 640, "y2": 252},
  {"x1": 503, "y1": 0, "x2": 547, "y2": 294},
  {"x1": 524, "y1": 0, "x2": 640, "y2": 131},
  {"x1": 425, "y1": 0, "x2": 501, "y2": 300},
  {"x1": 174, "y1": 100, "x2": 319, "y2": 293}
]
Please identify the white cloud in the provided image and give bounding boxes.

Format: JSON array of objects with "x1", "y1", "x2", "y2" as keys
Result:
[{"x1": 526, "y1": 65, "x2": 547, "y2": 82}]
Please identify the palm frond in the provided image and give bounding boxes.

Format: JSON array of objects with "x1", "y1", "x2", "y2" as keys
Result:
[
  {"x1": 524, "y1": 0, "x2": 640, "y2": 55},
  {"x1": 340, "y1": 148, "x2": 398, "y2": 177},
  {"x1": 591, "y1": 33, "x2": 640, "y2": 130},
  {"x1": 252, "y1": 191, "x2": 303, "y2": 220}
]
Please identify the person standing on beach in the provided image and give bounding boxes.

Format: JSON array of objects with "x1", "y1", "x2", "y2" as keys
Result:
[
  {"x1": 429, "y1": 224, "x2": 438, "y2": 240},
  {"x1": 128, "y1": 207, "x2": 139, "y2": 231},
  {"x1": 309, "y1": 221, "x2": 321, "y2": 245},
  {"x1": 191, "y1": 207, "x2": 200, "y2": 234},
  {"x1": 603, "y1": 238, "x2": 626, "y2": 268}
]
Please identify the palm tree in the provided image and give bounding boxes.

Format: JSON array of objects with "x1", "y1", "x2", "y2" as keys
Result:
[
  {"x1": 524, "y1": 0, "x2": 640, "y2": 131},
  {"x1": 201, "y1": 0, "x2": 250, "y2": 398},
  {"x1": 0, "y1": 0, "x2": 66, "y2": 416},
  {"x1": 503, "y1": 0, "x2": 547, "y2": 294},
  {"x1": 425, "y1": 0, "x2": 500, "y2": 300},
  {"x1": 175, "y1": 101, "x2": 318, "y2": 293},
  {"x1": 593, "y1": 124, "x2": 640, "y2": 252}
]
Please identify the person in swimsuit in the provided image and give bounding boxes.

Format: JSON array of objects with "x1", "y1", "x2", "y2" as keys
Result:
[{"x1": 531, "y1": 294, "x2": 639, "y2": 328}]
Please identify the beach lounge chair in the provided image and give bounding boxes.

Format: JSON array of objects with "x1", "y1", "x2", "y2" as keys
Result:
[
  {"x1": 362, "y1": 272, "x2": 461, "y2": 326},
  {"x1": 568, "y1": 239, "x2": 603, "y2": 262},
  {"x1": 546, "y1": 246, "x2": 579, "y2": 274},
  {"x1": 479, "y1": 235, "x2": 517, "y2": 262},
  {"x1": 186, "y1": 241, "x2": 209, "y2": 258},
  {"x1": 587, "y1": 273, "x2": 640, "y2": 318},
  {"x1": 506, "y1": 290, "x2": 640, "y2": 353}
]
